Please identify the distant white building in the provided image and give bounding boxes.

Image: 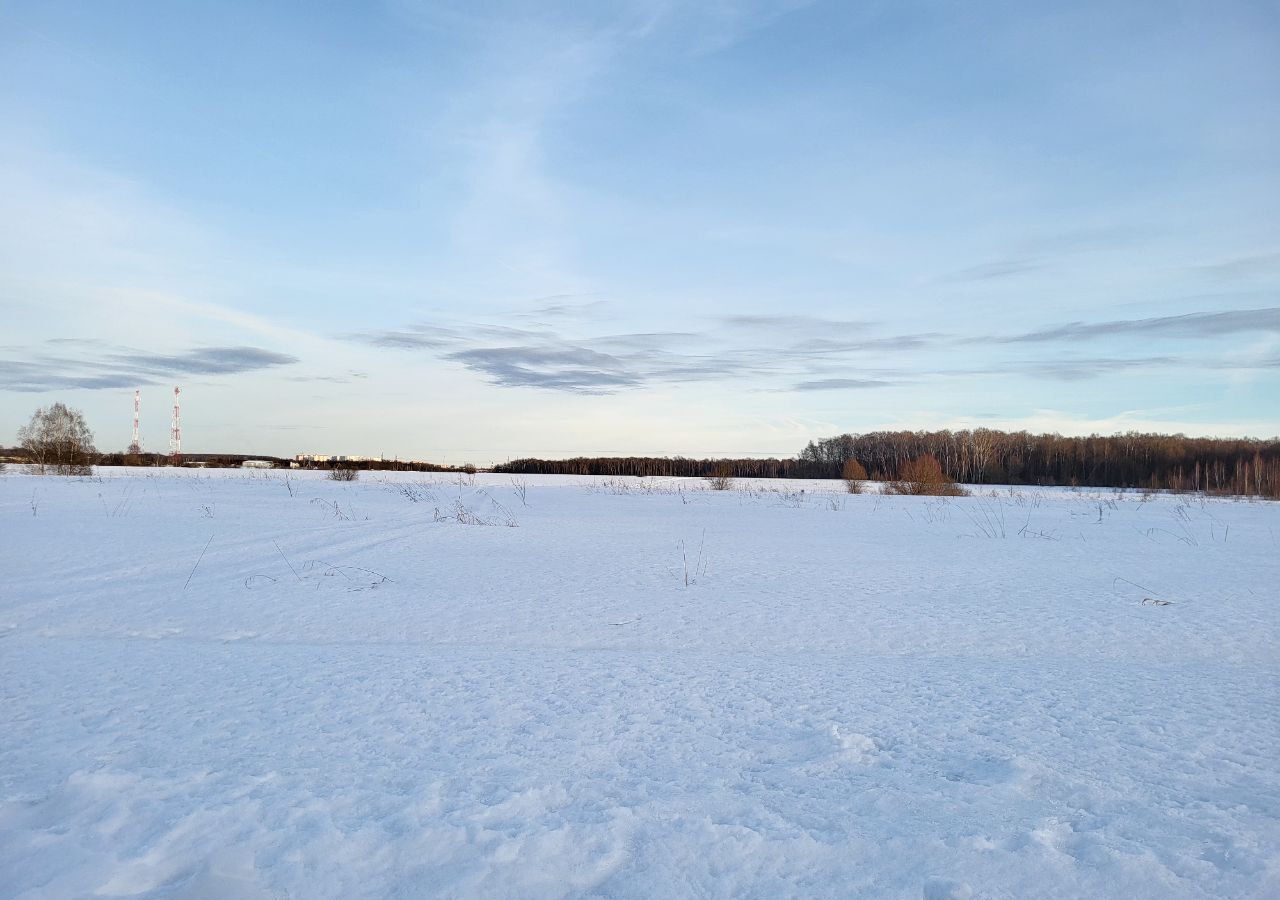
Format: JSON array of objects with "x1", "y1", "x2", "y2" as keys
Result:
[
  {"x1": 292, "y1": 453, "x2": 383, "y2": 464},
  {"x1": 241, "y1": 459, "x2": 274, "y2": 469}
]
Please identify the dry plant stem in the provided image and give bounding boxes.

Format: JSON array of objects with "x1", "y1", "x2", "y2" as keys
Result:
[
  {"x1": 680, "y1": 530, "x2": 708, "y2": 587},
  {"x1": 274, "y1": 540, "x2": 303, "y2": 582},
  {"x1": 184, "y1": 534, "x2": 214, "y2": 591},
  {"x1": 510, "y1": 478, "x2": 529, "y2": 506},
  {"x1": 964, "y1": 499, "x2": 1007, "y2": 538},
  {"x1": 1113, "y1": 575, "x2": 1170, "y2": 604}
]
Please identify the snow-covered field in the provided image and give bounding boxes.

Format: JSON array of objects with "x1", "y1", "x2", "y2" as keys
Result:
[{"x1": 1, "y1": 467, "x2": 1277, "y2": 899}]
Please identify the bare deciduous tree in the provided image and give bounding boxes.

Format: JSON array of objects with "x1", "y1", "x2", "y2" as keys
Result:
[{"x1": 17, "y1": 403, "x2": 97, "y2": 475}]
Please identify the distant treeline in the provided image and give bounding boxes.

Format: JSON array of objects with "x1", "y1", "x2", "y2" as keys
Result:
[
  {"x1": 493, "y1": 429, "x2": 1280, "y2": 498},
  {"x1": 800, "y1": 429, "x2": 1280, "y2": 496},
  {"x1": 493, "y1": 456, "x2": 825, "y2": 479}
]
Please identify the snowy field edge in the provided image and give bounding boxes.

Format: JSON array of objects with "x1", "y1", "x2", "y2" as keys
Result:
[{"x1": 1, "y1": 467, "x2": 1277, "y2": 898}]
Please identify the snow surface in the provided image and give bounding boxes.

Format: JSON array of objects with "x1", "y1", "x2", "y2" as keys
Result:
[{"x1": 1, "y1": 467, "x2": 1277, "y2": 898}]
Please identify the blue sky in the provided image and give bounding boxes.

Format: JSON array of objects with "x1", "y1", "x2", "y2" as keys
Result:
[{"x1": 2, "y1": 0, "x2": 1277, "y2": 462}]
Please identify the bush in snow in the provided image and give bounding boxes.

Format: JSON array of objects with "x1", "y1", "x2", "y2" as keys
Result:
[
  {"x1": 705, "y1": 463, "x2": 735, "y2": 491},
  {"x1": 886, "y1": 454, "x2": 967, "y2": 497}
]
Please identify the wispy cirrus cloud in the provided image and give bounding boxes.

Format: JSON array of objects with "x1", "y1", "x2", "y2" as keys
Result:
[
  {"x1": 954, "y1": 352, "x2": 1280, "y2": 382},
  {"x1": 447, "y1": 346, "x2": 640, "y2": 392},
  {"x1": 720, "y1": 314, "x2": 875, "y2": 334},
  {"x1": 443, "y1": 336, "x2": 778, "y2": 393},
  {"x1": 351, "y1": 316, "x2": 783, "y2": 393},
  {"x1": 1190, "y1": 252, "x2": 1280, "y2": 281},
  {"x1": 936, "y1": 226, "x2": 1151, "y2": 284},
  {"x1": 509, "y1": 296, "x2": 609, "y2": 322},
  {"x1": 0, "y1": 344, "x2": 299, "y2": 392},
  {"x1": 982, "y1": 307, "x2": 1280, "y2": 344},
  {"x1": 0, "y1": 361, "x2": 142, "y2": 392},
  {"x1": 1004, "y1": 355, "x2": 1185, "y2": 381},
  {"x1": 786, "y1": 335, "x2": 943, "y2": 356},
  {"x1": 124, "y1": 347, "x2": 299, "y2": 376},
  {"x1": 357, "y1": 324, "x2": 470, "y2": 350},
  {"x1": 791, "y1": 377, "x2": 896, "y2": 391},
  {"x1": 345, "y1": 304, "x2": 1280, "y2": 394},
  {"x1": 940, "y1": 258, "x2": 1043, "y2": 283}
]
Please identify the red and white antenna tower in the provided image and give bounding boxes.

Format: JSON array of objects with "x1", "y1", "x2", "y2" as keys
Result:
[
  {"x1": 129, "y1": 390, "x2": 141, "y2": 454},
  {"x1": 169, "y1": 386, "x2": 183, "y2": 464}
]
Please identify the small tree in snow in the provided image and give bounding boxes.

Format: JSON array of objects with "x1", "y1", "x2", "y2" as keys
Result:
[
  {"x1": 842, "y1": 458, "x2": 867, "y2": 494},
  {"x1": 17, "y1": 403, "x2": 98, "y2": 475}
]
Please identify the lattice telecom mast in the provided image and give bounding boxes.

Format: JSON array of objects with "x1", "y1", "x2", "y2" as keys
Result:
[
  {"x1": 129, "y1": 390, "x2": 141, "y2": 454},
  {"x1": 169, "y1": 386, "x2": 182, "y2": 463}
]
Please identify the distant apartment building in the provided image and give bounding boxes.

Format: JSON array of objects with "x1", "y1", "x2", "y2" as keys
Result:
[{"x1": 293, "y1": 453, "x2": 383, "y2": 464}]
